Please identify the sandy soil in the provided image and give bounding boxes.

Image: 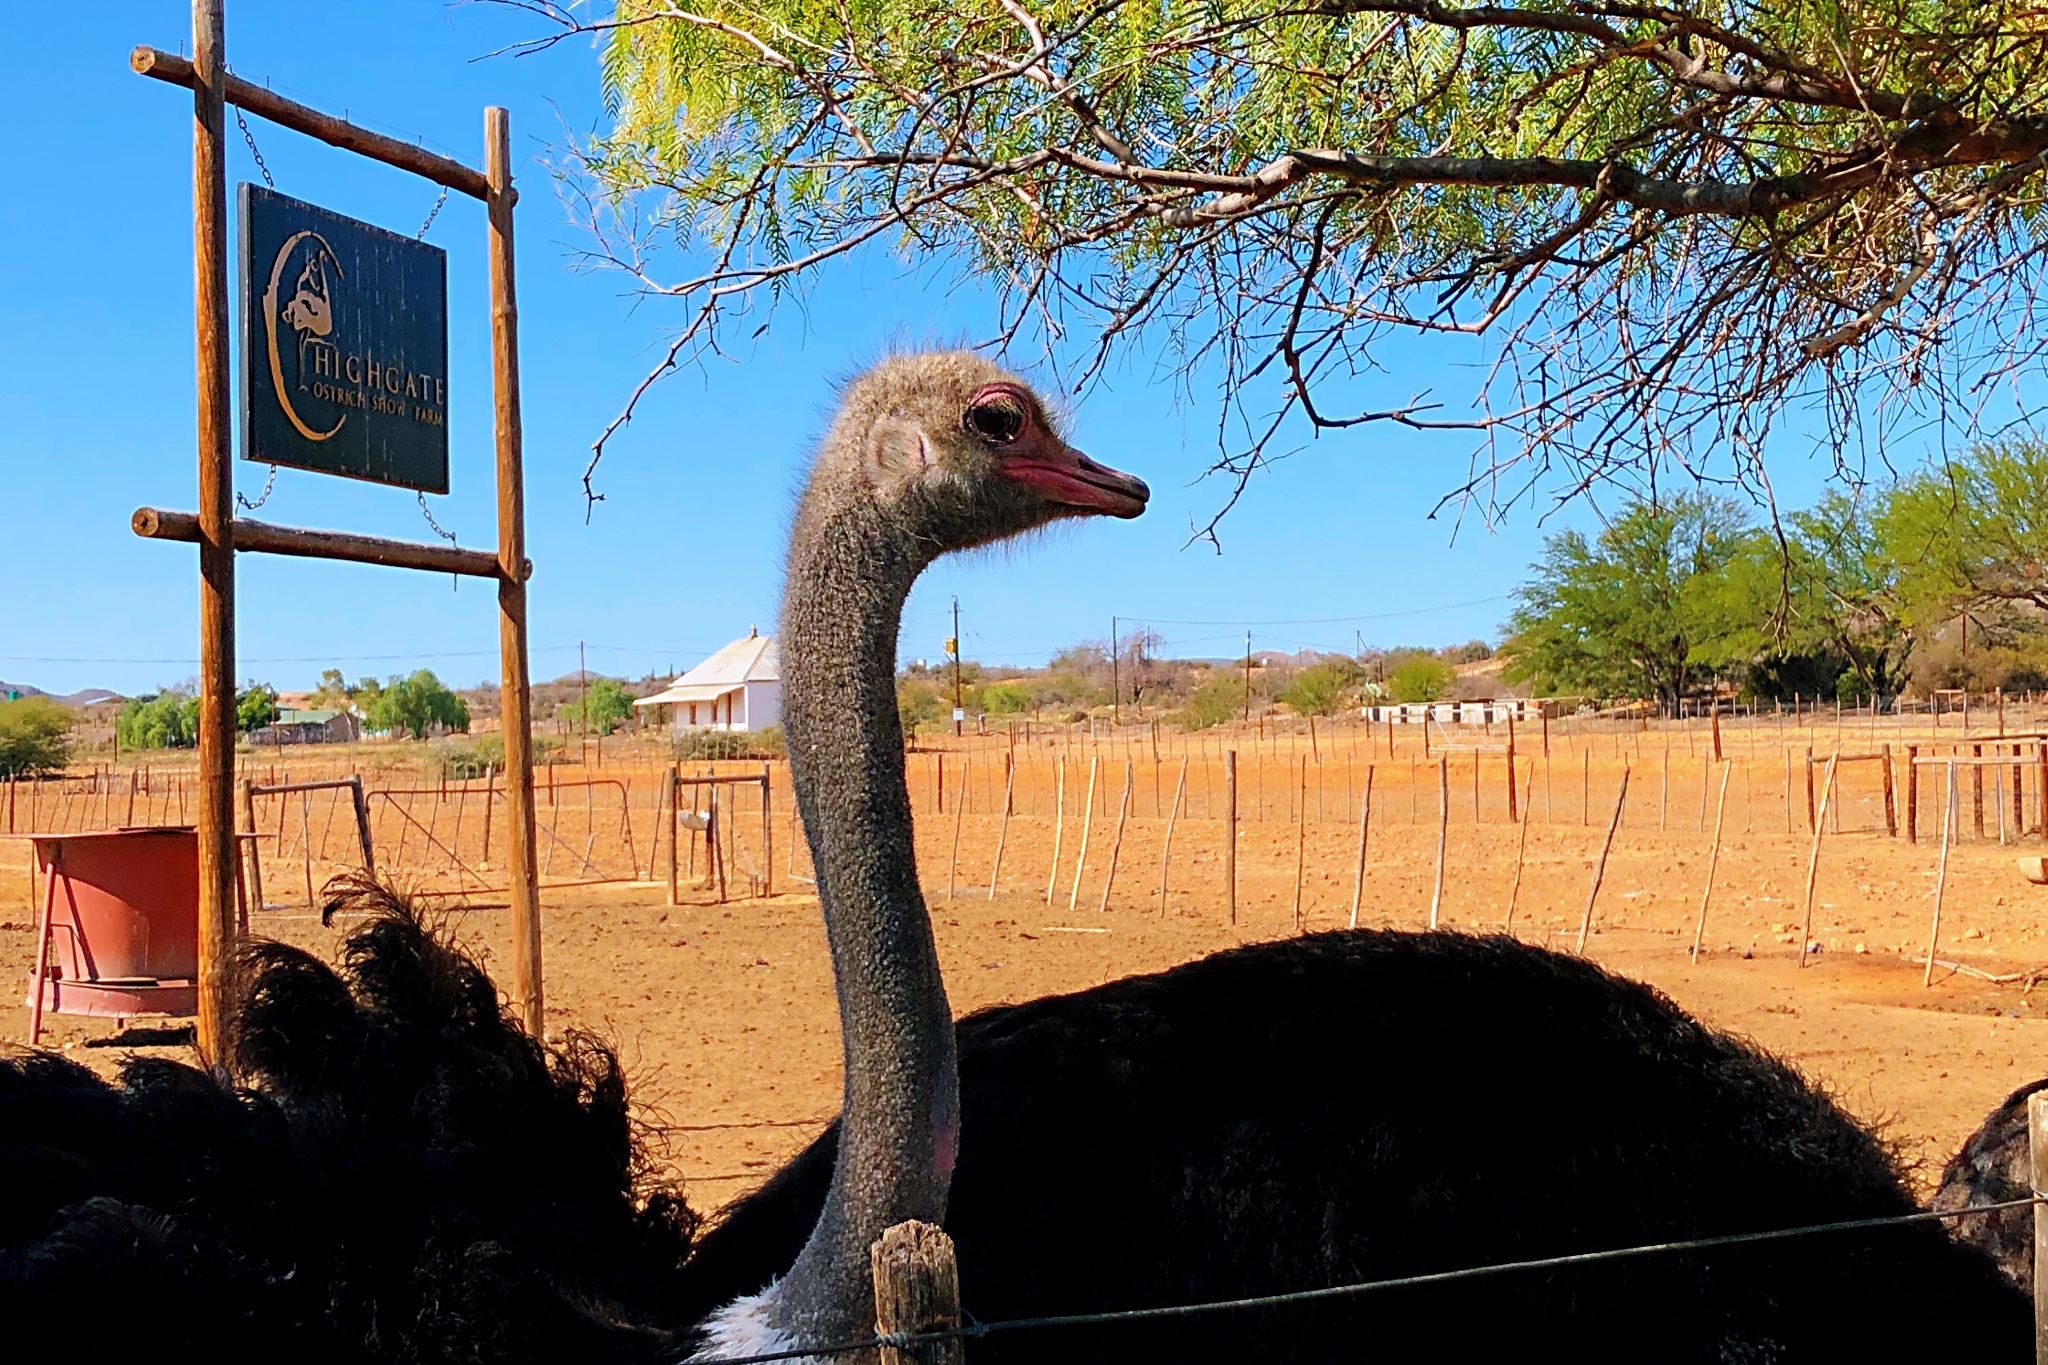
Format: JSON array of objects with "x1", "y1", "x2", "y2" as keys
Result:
[{"x1": 10, "y1": 724, "x2": 2048, "y2": 1213}]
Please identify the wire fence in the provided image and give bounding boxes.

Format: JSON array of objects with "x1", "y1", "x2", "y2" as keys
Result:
[{"x1": 675, "y1": 1193, "x2": 2046, "y2": 1365}]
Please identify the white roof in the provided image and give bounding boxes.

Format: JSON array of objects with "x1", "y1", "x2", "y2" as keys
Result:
[{"x1": 635, "y1": 632, "x2": 779, "y2": 707}]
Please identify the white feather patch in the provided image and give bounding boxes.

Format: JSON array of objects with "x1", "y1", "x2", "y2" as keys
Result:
[{"x1": 691, "y1": 1284, "x2": 835, "y2": 1365}]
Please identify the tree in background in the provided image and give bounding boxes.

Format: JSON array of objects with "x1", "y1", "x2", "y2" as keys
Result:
[
  {"x1": 0, "y1": 697, "x2": 73, "y2": 776},
  {"x1": 236, "y1": 683, "x2": 278, "y2": 734},
  {"x1": 1777, "y1": 489, "x2": 1918, "y2": 703},
  {"x1": 1502, "y1": 496, "x2": 1755, "y2": 711},
  {"x1": 312, "y1": 668, "x2": 356, "y2": 713},
  {"x1": 1384, "y1": 652, "x2": 1456, "y2": 704},
  {"x1": 1885, "y1": 438, "x2": 2048, "y2": 623},
  {"x1": 117, "y1": 689, "x2": 200, "y2": 751},
  {"x1": 558, "y1": 678, "x2": 637, "y2": 736},
  {"x1": 364, "y1": 671, "x2": 470, "y2": 741},
  {"x1": 518, "y1": 1, "x2": 2048, "y2": 531},
  {"x1": 1279, "y1": 658, "x2": 1365, "y2": 716}
]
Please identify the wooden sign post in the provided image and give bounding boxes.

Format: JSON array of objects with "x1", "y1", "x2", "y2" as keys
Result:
[{"x1": 135, "y1": 2, "x2": 541, "y2": 1057}]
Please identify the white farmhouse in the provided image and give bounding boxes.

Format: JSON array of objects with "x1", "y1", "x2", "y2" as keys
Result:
[{"x1": 635, "y1": 630, "x2": 781, "y2": 732}]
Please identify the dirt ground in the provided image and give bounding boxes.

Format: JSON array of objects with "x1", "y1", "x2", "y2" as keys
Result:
[{"x1": 10, "y1": 719, "x2": 2048, "y2": 1214}]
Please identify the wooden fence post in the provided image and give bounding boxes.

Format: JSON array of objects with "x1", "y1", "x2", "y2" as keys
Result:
[
  {"x1": 947, "y1": 758, "x2": 967, "y2": 899},
  {"x1": 1225, "y1": 750, "x2": 1238, "y2": 925},
  {"x1": 1798, "y1": 751, "x2": 1840, "y2": 967},
  {"x1": 1097, "y1": 760, "x2": 1133, "y2": 914},
  {"x1": 1067, "y1": 755, "x2": 1099, "y2": 913},
  {"x1": 1576, "y1": 765, "x2": 1630, "y2": 952},
  {"x1": 988, "y1": 759, "x2": 1016, "y2": 900},
  {"x1": 762, "y1": 764, "x2": 773, "y2": 897},
  {"x1": 1349, "y1": 763, "x2": 1375, "y2": 930},
  {"x1": 872, "y1": 1220, "x2": 964, "y2": 1365},
  {"x1": 1506, "y1": 715, "x2": 1518, "y2": 823},
  {"x1": 1504, "y1": 760, "x2": 1533, "y2": 931},
  {"x1": 666, "y1": 771, "x2": 680, "y2": 906},
  {"x1": 1291, "y1": 761, "x2": 1307, "y2": 932},
  {"x1": 1907, "y1": 746, "x2": 1919, "y2": 843},
  {"x1": 1156, "y1": 757, "x2": 1186, "y2": 913},
  {"x1": 241, "y1": 779, "x2": 265, "y2": 914},
  {"x1": 1044, "y1": 757, "x2": 1066, "y2": 906},
  {"x1": 1881, "y1": 743, "x2": 1897, "y2": 837},
  {"x1": 1690, "y1": 761, "x2": 1733, "y2": 964},
  {"x1": 1927, "y1": 761, "x2": 1958, "y2": 987},
  {"x1": 1429, "y1": 756, "x2": 1449, "y2": 929}
]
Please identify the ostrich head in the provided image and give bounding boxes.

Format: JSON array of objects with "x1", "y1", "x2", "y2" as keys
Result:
[{"x1": 795, "y1": 351, "x2": 1148, "y2": 561}]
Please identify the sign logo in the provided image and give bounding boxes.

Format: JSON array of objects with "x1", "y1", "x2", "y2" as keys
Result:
[{"x1": 240, "y1": 185, "x2": 449, "y2": 493}]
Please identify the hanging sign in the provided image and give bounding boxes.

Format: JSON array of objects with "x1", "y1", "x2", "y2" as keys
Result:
[{"x1": 239, "y1": 184, "x2": 449, "y2": 493}]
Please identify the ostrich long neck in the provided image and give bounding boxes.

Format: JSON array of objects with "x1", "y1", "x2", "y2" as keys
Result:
[{"x1": 770, "y1": 492, "x2": 959, "y2": 1345}]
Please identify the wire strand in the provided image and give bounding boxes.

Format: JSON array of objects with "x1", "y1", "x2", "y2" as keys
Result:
[{"x1": 675, "y1": 1194, "x2": 2043, "y2": 1365}]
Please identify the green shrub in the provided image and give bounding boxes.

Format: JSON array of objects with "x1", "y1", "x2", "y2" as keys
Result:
[
  {"x1": 977, "y1": 680, "x2": 1032, "y2": 714},
  {"x1": 1388, "y1": 654, "x2": 1456, "y2": 702},
  {"x1": 672, "y1": 725, "x2": 786, "y2": 761},
  {"x1": 118, "y1": 690, "x2": 199, "y2": 751},
  {"x1": 1177, "y1": 674, "x2": 1245, "y2": 730},
  {"x1": 437, "y1": 732, "x2": 562, "y2": 779},
  {"x1": 0, "y1": 697, "x2": 73, "y2": 776},
  {"x1": 1279, "y1": 660, "x2": 1363, "y2": 716},
  {"x1": 364, "y1": 670, "x2": 470, "y2": 740},
  {"x1": 556, "y1": 678, "x2": 637, "y2": 736}
]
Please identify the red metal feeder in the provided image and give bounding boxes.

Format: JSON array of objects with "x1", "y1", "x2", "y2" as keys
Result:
[{"x1": 15, "y1": 828, "x2": 233, "y2": 1044}]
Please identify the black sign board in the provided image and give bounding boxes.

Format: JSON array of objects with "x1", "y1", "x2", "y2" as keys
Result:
[{"x1": 239, "y1": 185, "x2": 449, "y2": 493}]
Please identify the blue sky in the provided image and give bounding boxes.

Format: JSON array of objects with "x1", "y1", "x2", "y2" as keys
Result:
[{"x1": 1, "y1": 2, "x2": 1860, "y2": 697}]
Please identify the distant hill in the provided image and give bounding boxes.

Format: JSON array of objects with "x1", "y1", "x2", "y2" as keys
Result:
[{"x1": 0, "y1": 682, "x2": 123, "y2": 707}]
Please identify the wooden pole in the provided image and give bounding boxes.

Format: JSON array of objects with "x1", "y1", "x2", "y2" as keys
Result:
[
  {"x1": 1506, "y1": 714, "x2": 1518, "y2": 822},
  {"x1": 1348, "y1": 763, "x2": 1375, "y2": 930},
  {"x1": 348, "y1": 776, "x2": 376, "y2": 877},
  {"x1": 987, "y1": 759, "x2": 1016, "y2": 899},
  {"x1": 487, "y1": 107, "x2": 543, "y2": 1036},
  {"x1": 1576, "y1": 765, "x2": 1630, "y2": 952},
  {"x1": 1291, "y1": 761, "x2": 1307, "y2": 932},
  {"x1": 1156, "y1": 756, "x2": 1186, "y2": 913},
  {"x1": 1067, "y1": 755, "x2": 1099, "y2": 913},
  {"x1": 1907, "y1": 744, "x2": 1919, "y2": 843},
  {"x1": 1044, "y1": 758, "x2": 1065, "y2": 906},
  {"x1": 1881, "y1": 743, "x2": 1897, "y2": 836},
  {"x1": 26, "y1": 849, "x2": 60, "y2": 1045},
  {"x1": 1429, "y1": 755, "x2": 1448, "y2": 929},
  {"x1": 947, "y1": 757, "x2": 967, "y2": 898},
  {"x1": 1689, "y1": 761, "x2": 1733, "y2": 963},
  {"x1": 1711, "y1": 701, "x2": 1722, "y2": 761},
  {"x1": 666, "y1": 771, "x2": 680, "y2": 906},
  {"x1": 1798, "y1": 751, "x2": 1840, "y2": 967},
  {"x1": 1225, "y1": 750, "x2": 1238, "y2": 925},
  {"x1": 760, "y1": 765, "x2": 773, "y2": 896},
  {"x1": 1504, "y1": 760, "x2": 1534, "y2": 930},
  {"x1": 1097, "y1": 760, "x2": 1132, "y2": 914},
  {"x1": 871, "y1": 1221, "x2": 964, "y2": 1365},
  {"x1": 190, "y1": 0, "x2": 238, "y2": 1065},
  {"x1": 240, "y1": 779, "x2": 265, "y2": 915},
  {"x1": 2027, "y1": 1090, "x2": 2048, "y2": 1364},
  {"x1": 299, "y1": 794, "x2": 316, "y2": 910},
  {"x1": 1927, "y1": 761, "x2": 1957, "y2": 987}
]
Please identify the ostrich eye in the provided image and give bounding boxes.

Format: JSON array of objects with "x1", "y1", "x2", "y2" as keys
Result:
[{"x1": 965, "y1": 400, "x2": 1024, "y2": 444}]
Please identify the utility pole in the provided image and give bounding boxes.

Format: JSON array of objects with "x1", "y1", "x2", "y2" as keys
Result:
[
  {"x1": 951, "y1": 596, "x2": 963, "y2": 737},
  {"x1": 1111, "y1": 615, "x2": 1120, "y2": 727}
]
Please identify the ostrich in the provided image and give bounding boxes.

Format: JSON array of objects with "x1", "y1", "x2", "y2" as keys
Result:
[
  {"x1": 1932, "y1": 1076, "x2": 2048, "y2": 1289},
  {"x1": 677, "y1": 350, "x2": 2027, "y2": 1363},
  {"x1": 0, "y1": 353, "x2": 2028, "y2": 1363}
]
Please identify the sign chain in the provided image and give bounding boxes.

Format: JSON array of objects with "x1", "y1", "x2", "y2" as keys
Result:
[
  {"x1": 233, "y1": 105, "x2": 282, "y2": 508},
  {"x1": 235, "y1": 461, "x2": 278, "y2": 512},
  {"x1": 234, "y1": 106, "x2": 276, "y2": 190},
  {"x1": 418, "y1": 186, "x2": 450, "y2": 239}
]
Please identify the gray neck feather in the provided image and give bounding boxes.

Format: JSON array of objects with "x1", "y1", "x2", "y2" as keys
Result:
[{"x1": 766, "y1": 487, "x2": 960, "y2": 1346}]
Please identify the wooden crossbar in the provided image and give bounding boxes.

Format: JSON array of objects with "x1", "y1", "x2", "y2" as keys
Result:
[
  {"x1": 130, "y1": 47, "x2": 494, "y2": 201},
  {"x1": 134, "y1": 507, "x2": 524, "y2": 581}
]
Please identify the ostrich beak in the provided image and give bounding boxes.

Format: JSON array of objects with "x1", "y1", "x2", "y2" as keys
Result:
[{"x1": 1000, "y1": 445, "x2": 1150, "y2": 519}]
